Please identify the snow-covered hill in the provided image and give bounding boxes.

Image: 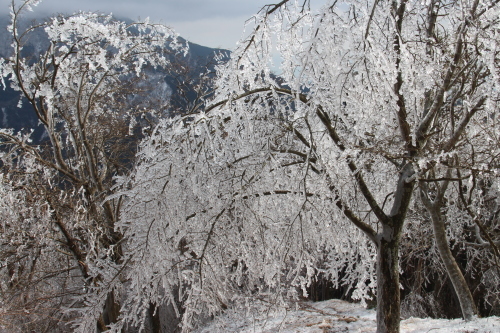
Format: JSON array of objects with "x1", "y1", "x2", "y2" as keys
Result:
[{"x1": 196, "y1": 299, "x2": 500, "y2": 333}]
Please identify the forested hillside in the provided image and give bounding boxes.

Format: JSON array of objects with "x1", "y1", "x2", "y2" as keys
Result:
[
  {"x1": 0, "y1": 15, "x2": 227, "y2": 140},
  {"x1": 1, "y1": 1, "x2": 499, "y2": 333}
]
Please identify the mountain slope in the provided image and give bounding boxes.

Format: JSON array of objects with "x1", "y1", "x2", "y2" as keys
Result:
[{"x1": 0, "y1": 13, "x2": 229, "y2": 136}]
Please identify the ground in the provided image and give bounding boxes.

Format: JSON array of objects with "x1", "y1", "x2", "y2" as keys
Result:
[{"x1": 196, "y1": 299, "x2": 500, "y2": 332}]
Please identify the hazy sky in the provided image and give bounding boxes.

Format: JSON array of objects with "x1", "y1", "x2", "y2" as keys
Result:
[{"x1": 0, "y1": 0, "x2": 276, "y2": 49}]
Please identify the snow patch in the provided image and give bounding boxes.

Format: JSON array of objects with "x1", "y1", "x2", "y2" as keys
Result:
[{"x1": 196, "y1": 299, "x2": 500, "y2": 333}]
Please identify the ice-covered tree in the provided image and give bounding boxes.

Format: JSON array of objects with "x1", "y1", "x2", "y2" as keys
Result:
[
  {"x1": 100, "y1": 1, "x2": 500, "y2": 332},
  {"x1": 0, "y1": 0, "x2": 185, "y2": 330}
]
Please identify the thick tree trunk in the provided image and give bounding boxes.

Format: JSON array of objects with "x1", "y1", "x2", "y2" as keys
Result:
[
  {"x1": 375, "y1": 164, "x2": 415, "y2": 333},
  {"x1": 376, "y1": 226, "x2": 401, "y2": 333},
  {"x1": 427, "y1": 204, "x2": 478, "y2": 320}
]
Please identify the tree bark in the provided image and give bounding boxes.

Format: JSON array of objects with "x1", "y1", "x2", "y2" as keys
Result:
[
  {"x1": 376, "y1": 230, "x2": 401, "y2": 333},
  {"x1": 427, "y1": 202, "x2": 478, "y2": 320},
  {"x1": 375, "y1": 163, "x2": 415, "y2": 332},
  {"x1": 419, "y1": 179, "x2": 478, "y2": 321},
  {"x1": 97, "y1": 292, "x2": 121, "y2": 332},
  {"x1": 149, "y1": 302, "x2": 161, "y2": 333}
]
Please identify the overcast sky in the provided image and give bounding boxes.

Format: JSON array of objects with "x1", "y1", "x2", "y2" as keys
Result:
[{"x1": 0, "y1": 0, "x2": 276, "y2": 49}]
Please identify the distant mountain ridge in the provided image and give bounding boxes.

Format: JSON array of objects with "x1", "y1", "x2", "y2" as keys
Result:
[{"x1": 0, "y1": 13, "x2": 229, "y2": 139}]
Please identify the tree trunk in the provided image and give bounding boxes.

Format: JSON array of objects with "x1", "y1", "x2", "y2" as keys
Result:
[
  {"x1": 373, "y1": 163, "x2": 415, "y2": 333},
  {"x1": 149, "y1": 303, "x2": 161, "y2": 333},
  {"x1": 376, "y1": 225, "x2": 401, "y2": 333},
  {"x1": 427, "y1": 203, "x2": 478, "y2": 320},
  {"x1": 97, "y1": 292, "x2": 121, "y2": 332},
  {"x1": 419, "y1": 178, "x2": 478, "y2": 321}
]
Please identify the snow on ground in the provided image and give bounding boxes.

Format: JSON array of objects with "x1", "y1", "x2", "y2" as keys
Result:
[{"x1": 196, "y1": 299, "x2": 500, "y2": 332}]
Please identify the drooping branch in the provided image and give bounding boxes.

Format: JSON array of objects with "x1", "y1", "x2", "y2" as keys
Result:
[
  {"x1": 457, "y1": 170, "x2": 500, "y2": 264},
  {"x1": 205, "y1": 87, "x2": 386, "y2": 234}
]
